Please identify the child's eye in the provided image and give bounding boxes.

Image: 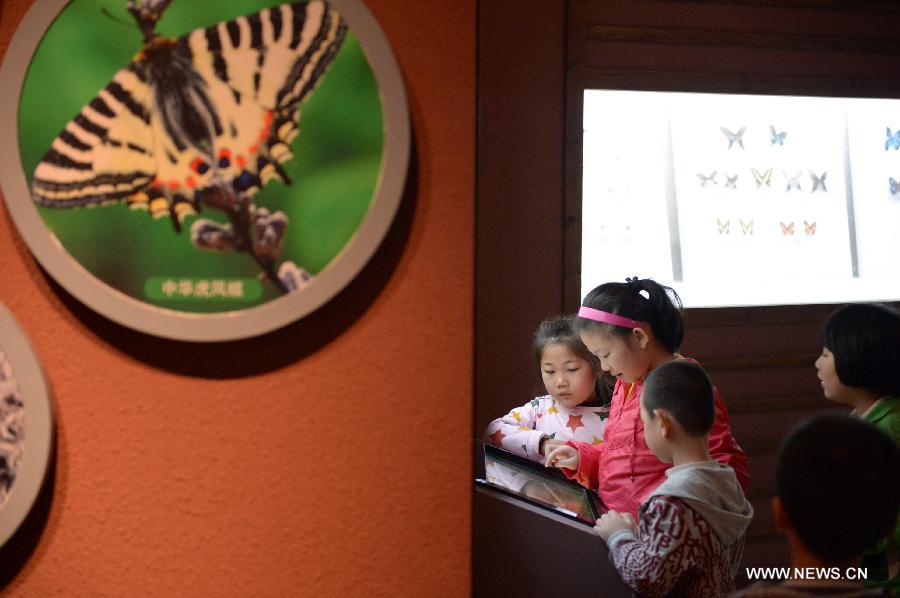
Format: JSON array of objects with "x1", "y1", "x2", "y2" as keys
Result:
[{"x1": 567, "y1": 368, "x2": 579, "y2": 373}]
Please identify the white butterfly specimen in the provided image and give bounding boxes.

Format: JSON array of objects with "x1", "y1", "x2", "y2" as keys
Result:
[
  {"x1": 770, "y1": 125, "x2": 786, "y2": 146},
  {"x1": 740, "y1": 219, "x2": 753, "y2": 235},
  {"x1": 783, "y1": 170, "x2": 801, "y2": 192},
  {"x1": 697, "y1": 171, "x2": 717, "y2": 187},
  {"x1": 724, "y1": 173, "x2": 738, "y2": 189},
  {"x1": 751, "y1": 167, "x2": 772, "y2": 188},
  {"x1": 810, "y1": 170, "x2": 828, "y2": 192},
  {"x1": 720, "y1": 126, "x2": 746, "y2": 149},
  {"x1": 32, "y1": 0, "x2": 346, "y2": 234}
]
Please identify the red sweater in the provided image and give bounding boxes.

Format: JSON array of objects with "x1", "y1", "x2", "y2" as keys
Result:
[{"x1": 564, "y1": 361, "x2": 750, "y2": 518}]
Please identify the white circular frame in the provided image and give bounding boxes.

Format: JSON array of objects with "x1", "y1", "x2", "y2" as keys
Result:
[
  {"x1": 0, "y1": 304, "x2": 54, "y2": 548},
  {"x1": 0, "y1": 0, "x2": 410, "y2": 342}
]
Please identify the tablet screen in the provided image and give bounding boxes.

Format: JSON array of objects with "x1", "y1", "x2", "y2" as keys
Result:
[{"x1": 477, "y1": 442, "x2": 601, "y2": 525}]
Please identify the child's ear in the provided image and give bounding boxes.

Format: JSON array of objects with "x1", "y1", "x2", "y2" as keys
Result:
[
  {"x1": 772, "y1": 496, "x2": 791, "y2": 532},
  {"x1": 654, "y1": 408, "x2": 673, "y2": 437},
  {"x1": 632, "y1": 327, "x2": 651, "y2": 349}
]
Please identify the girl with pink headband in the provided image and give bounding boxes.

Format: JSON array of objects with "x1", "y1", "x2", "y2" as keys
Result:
[{"x1": 545, "y1": 277, "x2": 750, "y2": 518}]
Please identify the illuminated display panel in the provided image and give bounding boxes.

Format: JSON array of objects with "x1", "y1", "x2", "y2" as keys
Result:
[{"x1": 582, "y1": 90, "x2": 900, "y2": 308}]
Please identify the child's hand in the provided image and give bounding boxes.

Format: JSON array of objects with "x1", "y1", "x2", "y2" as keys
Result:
[
  {"x1": 593, "y1": 510, "x2": 637, "y2": 542},
  {"x1": 540, "y1": 438, "x2": 564, "y2": 456},
  {"x1": 544, "y1": 445, "x2": 579, "y2": 470}
]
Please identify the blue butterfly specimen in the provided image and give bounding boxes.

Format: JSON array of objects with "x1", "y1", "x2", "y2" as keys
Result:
[
  {"x1": 751, "y1": 167, "x2": 772, "y2": 188},
  {"x1": 720, "y1": 126, "x2": 746, "y2": 149},
  {"x1": 890, "y1": 178, "x2": 899, "y2": 194},
  {"x1": 783, "y1": 170, "x2": 801, "y2": 192},
  {"x1": 810, "y1": 171, "x2": 828, "y2": 192},
  {"x1": 770, "y1": 125, "x2": 787, "y2": 146},
  {"x1": 697, "y1": 171, "x2": 717, "y2": 187},
  {"x1": 886, "y1": 127, "x2": 900, "y2": 151},
  {"x1": 725, "y1": 173, "x2": 738, "y2": 189}
]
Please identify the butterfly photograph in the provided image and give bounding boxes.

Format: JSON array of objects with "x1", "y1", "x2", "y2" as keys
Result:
[
  {"x1": 779, "y1": 221, "x2": 795, "y2": 236},
  {"x1": 720, "y1": 126, "x2": 745, "y2": 150},
  {"x1": 783, "y1": 170, "x2": 801, "y2": 192},
  {"x1": 890, "y1": 177, "x2": 900, "y2": 195},
  {"x1": 886, "y1": 127, "x2": 900, "y2": 151},
  {"x1": 724, "y1": 173, "x2": 738, "y2": 190},
  {"x1": 8, "y1": 0, "x2": 406, "y2": 332},
  {"x1": 803, "y1": 220, "x2": 816, "y2": 236},
  {"x1": 697, "y1": 171, "x2": 717, "y2": 187},
  {"x1": 810, "y1": 170, "x2": 828, "y2": 192},
  {"x1": 751, "y1": 167, "x2": 772, "y2": 188},
  {"x1": 769, "y1": 125, "x2": 786, "y2": 146}
]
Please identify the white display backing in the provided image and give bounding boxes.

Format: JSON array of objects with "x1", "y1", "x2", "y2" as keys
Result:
[{"x1": 582, "y1": 90, "x2": 900, "y2": 308}]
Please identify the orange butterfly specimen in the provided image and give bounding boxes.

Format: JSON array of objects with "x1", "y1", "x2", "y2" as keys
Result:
[
  {"x1": 804, "y1": 220, "x2": 816, "y2": 235},
  {"x1": 780, "y1": 221, "x2": 795, "y2": 236}
]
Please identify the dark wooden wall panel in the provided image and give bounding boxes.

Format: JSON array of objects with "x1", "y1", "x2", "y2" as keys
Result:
[{"x1": 475, "y1": 1, "x2": 567, "y2": 436}]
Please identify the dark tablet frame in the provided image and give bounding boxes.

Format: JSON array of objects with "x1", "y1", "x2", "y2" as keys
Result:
[{"x1": 475, "y1": 440, "x2": 604, "y2": 526}]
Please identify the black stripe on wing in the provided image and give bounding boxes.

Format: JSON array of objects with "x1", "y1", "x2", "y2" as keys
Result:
[{"x1": 33, "y1": 171, "x2": 155, "y2": 207}]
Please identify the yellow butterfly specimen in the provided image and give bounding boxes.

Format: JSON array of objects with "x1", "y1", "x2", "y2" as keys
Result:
[{"x1": 751, "y1": 168, "x2": 773, "y2": 188}]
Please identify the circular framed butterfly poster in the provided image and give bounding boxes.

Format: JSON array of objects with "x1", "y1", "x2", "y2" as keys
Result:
[
  {"x1": 0, "y1": 0, "x2": 409, "y2": 341},
  {"x1": 0, "y1": 303, "x2": 54, "y2": 548}
]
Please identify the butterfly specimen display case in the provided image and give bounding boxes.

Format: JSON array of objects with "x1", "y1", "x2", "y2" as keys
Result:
[
  {"x1": 0, "y1": 0, "x2": 409, "y2": 341},
  {"x1": 0, "y1": 303, "x2": 53, "y2": 549},
  {"x1": 581, "y1": 90, "x2": 900, "y2": 308}
]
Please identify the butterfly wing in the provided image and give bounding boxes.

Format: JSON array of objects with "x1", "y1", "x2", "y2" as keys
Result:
[
  {"x1": 32, "y1": 67, "x2": 159, "y2": 210},
  {"x1": 184, "y1": 1, "x2": 346, "y2": 182}
]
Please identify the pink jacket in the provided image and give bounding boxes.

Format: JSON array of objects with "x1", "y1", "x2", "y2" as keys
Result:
[{"x1": 564, "y1": 360, "x2": 750, "y2": 518}]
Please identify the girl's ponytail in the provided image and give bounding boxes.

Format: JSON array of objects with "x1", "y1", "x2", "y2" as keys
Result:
[{"x1": 577, "y1": 277, "x2": 684, "y2": 353}]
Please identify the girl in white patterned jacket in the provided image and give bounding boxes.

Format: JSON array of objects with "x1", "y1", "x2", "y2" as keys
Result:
[{"x1": 484, "y1": 316, "x2": 612, "y2": 464}]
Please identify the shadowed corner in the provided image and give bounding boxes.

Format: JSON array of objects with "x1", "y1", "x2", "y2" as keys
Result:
[
  {"x1": 40, "y1": 128, "x2": 419, "y2": 379},
  {"x1": 0, "y1": 430, "x2": 57, "y2": 590}
]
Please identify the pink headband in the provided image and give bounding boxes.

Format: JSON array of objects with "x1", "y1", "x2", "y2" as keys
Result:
[{"x1": 577, "y1": 306, "x2": 642, "y2": 329}]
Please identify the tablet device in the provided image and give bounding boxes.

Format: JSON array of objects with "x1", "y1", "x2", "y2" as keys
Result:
[{"x1": 475, "y1": 440, "x2": 604, "y2": 526}]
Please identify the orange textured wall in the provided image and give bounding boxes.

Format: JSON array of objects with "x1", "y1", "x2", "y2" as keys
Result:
[{"x1": 0, "y1": 0, "x2": 474, "y2": 595}]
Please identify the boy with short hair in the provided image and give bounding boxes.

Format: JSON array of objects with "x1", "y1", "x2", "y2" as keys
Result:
[
  {"x1": 594, "y1": 360, "x2": 753, "y2": 597},
  {"x1": 732, "y1": 414, "x2": 899, "y2": 597}
]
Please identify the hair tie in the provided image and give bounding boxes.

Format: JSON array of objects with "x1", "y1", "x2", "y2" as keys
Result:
[{"x1": 625, "y1": 276, "x2": 650, "y2": 301}]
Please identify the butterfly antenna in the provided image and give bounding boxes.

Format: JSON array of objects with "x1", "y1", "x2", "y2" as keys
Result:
[{"x1": 100, "y1": 8, "x2": 134, "y2": 29}]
